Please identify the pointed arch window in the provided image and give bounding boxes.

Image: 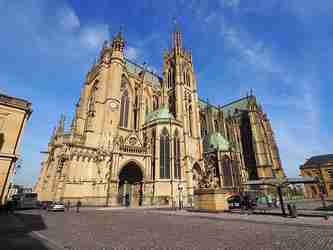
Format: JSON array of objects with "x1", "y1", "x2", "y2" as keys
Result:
[
  {"x1": 151, "y1": 129, "x2": 156, "y2": 180},
  {"x1": 222, "y1": 156, "x2": 233, "y2": 187},
  {"x1": 188, "y1": 105, "x2": 193, "y2": 137},
  {"x1": 145, "y1": 98, "x2": 149, "y2": 116},
  {"x1": 88, "y1": 82, "x2": 98, "y2": 116},
  {"x1": 174, "y1": 130, "x2": 181, "y2": 179},
  {"x1": 153, "y1": 96, "x2": 159, "y2": 110},
  {"x1": 119, "y1": 90, "x2": 129, "y2": 128},
  {"x1": 214, "y1": 119, "x2": 219, "y2": 132},
  {"x1": 200, "y1": 114, "x2": 207, "y2": 137},
  {"x1": 160, "y1": 128, "x2": 170, "y2": 179}
]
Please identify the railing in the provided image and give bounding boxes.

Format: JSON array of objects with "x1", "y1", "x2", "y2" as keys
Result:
[{"x1": 119, "y1": 145, "x2": 147, "y2": 154}]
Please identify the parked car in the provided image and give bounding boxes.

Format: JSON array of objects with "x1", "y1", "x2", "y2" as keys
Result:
[
  {"x1": 227, "y1": 195, "x2": 241, "y2": 209},
  {"x1": 47, "y1": 202, "x2": 65, "y2": 212}
]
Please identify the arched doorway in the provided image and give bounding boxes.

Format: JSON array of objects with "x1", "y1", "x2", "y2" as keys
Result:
[{"x1": 118, "y1": 162, "x2": 144, "y2": 207}]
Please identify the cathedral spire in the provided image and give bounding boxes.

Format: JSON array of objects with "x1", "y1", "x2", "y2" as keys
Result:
[
  {"x1": 111, "y1": 28, "x2": 125, "y2": 53},
  {"x1": 57, "y1": 114, "x2": 65, "y2": 133},
  {"x1": 172, "y1": 19, "x2": 182, "y2": 51}
]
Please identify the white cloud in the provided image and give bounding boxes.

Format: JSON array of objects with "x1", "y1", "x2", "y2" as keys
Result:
[
  {"x1": 125, "y1": 46, "x2": 141, "y2": 61},
  {"x1": 79, "y1": 25, "x2": 109, "y2": 50},
  {"x1": 201, "y1": 10, "x2": 330, "y2": 177},
  {"x1": 57, "y1": 6, "x2": 80, "y2": 31}
]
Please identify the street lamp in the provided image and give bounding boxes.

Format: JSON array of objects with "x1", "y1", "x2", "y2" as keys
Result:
[{"x1": 178, "y1": 184, "x2": 183, "y2": 210}]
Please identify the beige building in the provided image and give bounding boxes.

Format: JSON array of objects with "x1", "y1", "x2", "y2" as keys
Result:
[
  {"x1": 34, "y1": 29, "x2": 284, "y2": 207},
  {"x1": 0, "y1": 93, "x2": 32, "y2": 205},
  {"x1": 300, "y1": 154, "x2": 333, "y2": 200}
]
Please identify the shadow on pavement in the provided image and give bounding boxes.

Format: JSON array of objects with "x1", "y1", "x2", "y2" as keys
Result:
[
  {"x1": 0, "y1": 211, "x2": 53, "y2": 250},
  {"x1": 316, "y1": 204, "x2": 333, "y2": 211}
]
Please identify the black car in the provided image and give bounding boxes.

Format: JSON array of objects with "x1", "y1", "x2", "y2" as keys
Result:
[{"x1": 227, "y1": 195, "x2": 241, "y2": 209}]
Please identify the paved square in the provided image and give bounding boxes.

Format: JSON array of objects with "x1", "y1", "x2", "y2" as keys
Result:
[{"x1": 12, "y1": 209, "x2": 333, "y2": 250}]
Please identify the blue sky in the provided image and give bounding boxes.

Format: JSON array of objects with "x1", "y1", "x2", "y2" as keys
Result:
[{"x1": 1, "y1": 0, "x2": 332, "y2": 187}]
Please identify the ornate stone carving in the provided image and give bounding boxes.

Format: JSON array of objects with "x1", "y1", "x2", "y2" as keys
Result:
[{"x1": 198, "y1": 153, "x2": 220, "y2": 189}]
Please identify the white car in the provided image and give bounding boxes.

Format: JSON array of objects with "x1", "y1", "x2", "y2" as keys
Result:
[{"x1": 47, "y1": 202, "x2": 65, "y2": 212}]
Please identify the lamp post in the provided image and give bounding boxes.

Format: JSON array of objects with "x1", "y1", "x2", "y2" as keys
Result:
[{"x1": 178, "y1": 184, "x2": 183, "y2": 210}]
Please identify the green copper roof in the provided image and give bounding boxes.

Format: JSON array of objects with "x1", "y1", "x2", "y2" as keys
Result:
[
  {"x1": 145, "y1": 106, "x2": 174, "y2": 123},
  {"x1": 207, "y1": 132, "x2": 230, "y2": 151}
]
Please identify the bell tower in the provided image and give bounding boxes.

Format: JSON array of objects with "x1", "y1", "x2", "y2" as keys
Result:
[
  {"x1": 162, "y1": 24, "x2": 200, "y2": 139},
  {"x1": 74, "y1": 31, "x2": 125, "y2": 147}
]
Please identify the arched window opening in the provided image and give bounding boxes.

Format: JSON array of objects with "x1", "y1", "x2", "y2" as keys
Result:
[
  {"x1": 200, "y1": 114, "x2": 207, "y2": 137},
  {"x1": 145, "y1": 98, "x2": 149, "y2": 116},
  {"x1": 174, "y1": 130, "x2": 181, "y2": 179},
  {"x1": 169, "y1": 92, "x2": 176, "y2": 117},
  {"x1": 151, "y1": 129, "x2": 156, "y2": 180},
  {"x1": 188, "y1": 106, "x2": 193, "y2": 137},
  {"x1": 160, "y1": 128, "x2": 170, "y2": 179},
  {"x1": 88, "y1": 82, "x2": 98, "y2": 116},
  {"x1": 232, "y1": 161, "x2": 241, "y2": 188},
  {"x1": 214, "y1": 119, "x2": 219, "y2": 132},
  {"x1": 186, "y1": 71, "x2": 191, "y2": 87},
  {"x1": 133, "y1": 88, "x2": 139, "y2": 130},
  {"x1": 153, "y1": 96, "x2": 159, "y2": 110},
  {"x1": 119, "y1": 90, "x2": 129, "y2": 128},
  {"x1": 222, "y1": 156, "x2": 233, "y2": 187},
  {"x1": 168, "y1": 69, "x2": 172, "y2": 88}
]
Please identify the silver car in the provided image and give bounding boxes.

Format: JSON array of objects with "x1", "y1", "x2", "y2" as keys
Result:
[{"x1": 47, "y1": 202, "x2": 65, "y2": 212}]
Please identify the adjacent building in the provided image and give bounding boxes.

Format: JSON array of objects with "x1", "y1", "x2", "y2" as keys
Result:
[
  {"x1": 34, "y1": 28, "x2": 284, "y2": 207},
  {"x1": 300, "y1": 154, "x2": 333, "y2": 200},
  {"x1": 0, "y1": 93, "x2": 32, "y2": 206}
]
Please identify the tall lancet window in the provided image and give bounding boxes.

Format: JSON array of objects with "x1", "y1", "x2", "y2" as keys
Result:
[
  {"x1": 145, "y1": 98, "x2": 149, "y2": 116},
  {"x1": 153, "y1": 96, "x2": 159, "y2": 110},
  {"x1": 88, "y1": 82, "x2": 98, "y2": 116},
  {"x1": 188, "y1": 105, "x2": 193, "y2": 136},
  {"x1": 160, "y1": 128, "x2": 170, "y2": 179},
  {"x1": 174, "y1": 130, "x2": 181, "y2": 179},
  {"x1": 119, "y1": 90, "x2": 129, "y2": 128},
  {"x1": 168, "y1": 66, "x2": 175, "y2": 88},
  {"x1": 222, "y1": 156, "x2": 233, "y2": 187},
  {"x1": 186, "y1": 71, "x2": 191, "y2": 87}
]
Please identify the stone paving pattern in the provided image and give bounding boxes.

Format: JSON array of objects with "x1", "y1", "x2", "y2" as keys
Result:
[{"x1": 5, "y1": 208, "x2": 333, "y2": 250}]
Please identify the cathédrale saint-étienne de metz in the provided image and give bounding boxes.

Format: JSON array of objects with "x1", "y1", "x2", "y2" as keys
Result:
[{"x1": 34, "y1": 27, "x2": 285, "y2": 207}]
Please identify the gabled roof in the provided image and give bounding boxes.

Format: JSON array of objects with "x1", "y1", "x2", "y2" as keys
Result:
[
  {"x1": 124, "y1": 58, "x2": 162, "y2": 88},
  {"x1": 198, "y1": 95, "x2": 256, "y2": 117},
  {"x1": 220, "y1": 95, "x2": 255, "y2": 117},
  {"x1": 300, "y1": 154, "x2": 333, "y2": 169}
]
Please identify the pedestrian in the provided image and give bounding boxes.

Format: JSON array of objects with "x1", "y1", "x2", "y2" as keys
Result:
[
  {"x1": 125, "y1": 193, "x2": 130, "y2": 207},
  {"x1": 66, "y1": 200, "x2": 71, "y2": 212},
  {"x1": 76, "y1": 200, "x2": 81, "y2": 213}
]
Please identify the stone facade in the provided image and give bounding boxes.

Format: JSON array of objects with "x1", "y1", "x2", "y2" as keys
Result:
[
  {"x1": 0, "y1": 93, "x2": 32, "y2": 205},
  {"x1": 300, "y1": 154, "x2": 333, "y2": 200},
  {"x1": 34, "y1": 29, "x2": 284, "y2": 207}
]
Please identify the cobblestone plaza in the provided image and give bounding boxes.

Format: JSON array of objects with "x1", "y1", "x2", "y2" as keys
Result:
[{"x1": 3, "y1": 209, "x2": 333, "y2": 250}]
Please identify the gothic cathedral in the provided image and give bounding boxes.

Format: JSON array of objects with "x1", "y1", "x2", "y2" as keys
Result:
[{"x1": 34, "y1": 28, "x2": 285, "y2": 207}]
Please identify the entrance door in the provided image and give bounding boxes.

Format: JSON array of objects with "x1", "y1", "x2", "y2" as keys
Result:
[{"x1": 118, "y1": 162, "x2": 143, "y2": 207}]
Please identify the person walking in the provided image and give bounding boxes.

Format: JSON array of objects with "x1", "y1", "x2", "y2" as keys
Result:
[
  {"x1": 76, "y1": 200, "x2": 81, "y2": 213},
  {"x1": 66, "y1": 201, "x2": 71, "y2": 212}
]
